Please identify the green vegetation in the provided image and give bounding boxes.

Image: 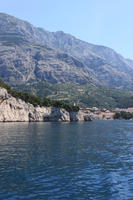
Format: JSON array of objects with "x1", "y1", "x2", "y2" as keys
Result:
[
  {"x1": 15, "y1": 81, "x2": 133, "y2": 109},
  {"x1": 114, "y1": 111, "x2": 133, "y2": 120},
  {"x1": 1, "y1": 79, "x2": 133, "y2": 110},
  {"x1": 0, "y1": 80, "x2": 79, "y2": 112}
]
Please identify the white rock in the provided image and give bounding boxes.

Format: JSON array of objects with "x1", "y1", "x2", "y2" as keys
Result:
[{"x1": 0, "y1": 88, "x2": 70, "y2": 122}]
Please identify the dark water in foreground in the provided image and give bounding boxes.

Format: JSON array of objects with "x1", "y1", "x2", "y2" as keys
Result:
[{"x1": 0, "y1": 121, "x2": 133, "y2": 200}]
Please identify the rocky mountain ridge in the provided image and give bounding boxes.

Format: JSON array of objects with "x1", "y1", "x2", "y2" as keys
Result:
[{"x1": 0, "y1": 13, "x2": 133, "y2": 89}]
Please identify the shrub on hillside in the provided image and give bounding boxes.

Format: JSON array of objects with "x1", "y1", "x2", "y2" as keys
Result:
[{"x1": 114, "y1": 111, "x2": 133, "y2": 120}]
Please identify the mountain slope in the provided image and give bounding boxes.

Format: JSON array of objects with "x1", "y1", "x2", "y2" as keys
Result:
[
  {"x1": 15, "y1": 81, "x2": 133, "y2": 109},
  {"x1": 0, "y1": 39, "x2": 96, "y2": 85},
  {"x1": 0, "y1": 13, "x2": 133, "y2": 90},
  {"x1": 38, "y1": 30, "x2": 133, "y2": 89},
  {"x1": 0, "y1": 13, "x2": 98, "y2": 85}
]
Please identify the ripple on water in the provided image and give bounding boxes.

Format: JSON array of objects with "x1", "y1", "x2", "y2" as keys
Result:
[{"x1": 0, "y1": 121, "x2": 133, "y2": 199}]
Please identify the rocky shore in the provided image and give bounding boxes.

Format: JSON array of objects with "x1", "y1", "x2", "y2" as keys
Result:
[
  {"x1": 0, "y1": 87, "x2": 93, "y2": 122},
  {"x1": 1, "y1": 87, "x2": 132, "y2": 122}
]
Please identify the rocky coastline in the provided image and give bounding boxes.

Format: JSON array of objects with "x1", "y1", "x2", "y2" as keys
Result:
[
  {"x1": 0, "y1": 87, "x2": 92, "y2": 122},
  {"x1": 0, "y1": 87, "x2": 132, "y2": 122}
]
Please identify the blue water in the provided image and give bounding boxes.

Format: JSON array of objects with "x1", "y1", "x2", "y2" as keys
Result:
[{"x1": 0, "y1": 121, "x2": 133, "y2": 200}]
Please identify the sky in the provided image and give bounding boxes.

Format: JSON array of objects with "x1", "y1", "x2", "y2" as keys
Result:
[{"x1": 0, "y1": 0, "x2": 133, "y2": 59}]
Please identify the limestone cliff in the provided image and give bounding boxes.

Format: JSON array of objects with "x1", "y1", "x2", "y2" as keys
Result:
[{"x1": 0, "y1": 87, "x2": 92, "y2": 122}]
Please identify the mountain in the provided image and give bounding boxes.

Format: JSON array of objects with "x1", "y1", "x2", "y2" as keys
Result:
[
  {"x1": 0, "y1": 13, "x2": 96, "y2": 85},
  {"x1": 0, "y1": 13, "x2": 133, "y2": 90},
  {"x1": 37, "y1": 30, "x2": 133, "y2": 89}
]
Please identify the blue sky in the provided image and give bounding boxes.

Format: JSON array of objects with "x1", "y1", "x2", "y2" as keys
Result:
[{"x1": 0, "y1": 0, "x2": 133, "y2": 59}]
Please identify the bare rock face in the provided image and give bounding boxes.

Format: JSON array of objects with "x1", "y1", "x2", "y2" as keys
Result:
[
  {"x1": 0, "y1": 96, "x2": 32, "y2": 122},
  {"x1": 69, "y1": 111, "x2": 80, "y2": 121},
  {"x1": 84, "y1": 115, "x2": 92, "y2": 121},
  {"x1": 0, "y1": 88, "x2": 9, "y2": 101},
  {"x1": 0, "y1": 91, "x2": 37, "y2": 122},
  {"x1": 0, "y1": 87, "x2": 71, "y2": 122},
  {"x1": 28, "y1": 107, "x2": 51, "y2": 122},
  {"x1": 43, "y1": 107, "x2": 70, "y2": 122},
  {"x1": 70, "y1": 110, "x2": 92, "y2": 122},
  {"x1": 29, "y1": 107, "x2": 70, "y2": 122}
]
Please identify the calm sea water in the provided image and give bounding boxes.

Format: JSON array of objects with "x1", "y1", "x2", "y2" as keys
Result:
[{"x1": 0, "y1": 121, "x2": 133, "y2": 200}]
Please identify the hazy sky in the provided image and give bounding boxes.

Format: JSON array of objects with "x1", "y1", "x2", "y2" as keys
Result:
[{"x1": 0, "y1": 0, "x2": 133, "y2": 59}]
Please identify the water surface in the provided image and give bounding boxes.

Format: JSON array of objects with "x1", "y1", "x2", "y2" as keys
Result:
[{"x1": 0, "y1": 121, "x2": 133, "y2": 200}]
